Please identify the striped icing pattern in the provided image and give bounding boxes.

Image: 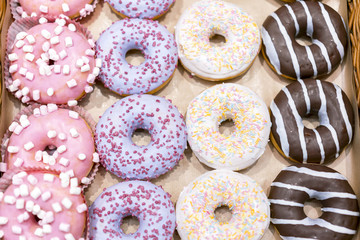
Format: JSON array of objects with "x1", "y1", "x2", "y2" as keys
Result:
[
  {"x1": 270, "y1": 79, "x2": 354, "y2": 164},
  {"x1": 269, "y1": 164, "x2": 360, "y2": 239},
  {"x1": 262, "y1": 1, "x2": 347, "y2": 79}
]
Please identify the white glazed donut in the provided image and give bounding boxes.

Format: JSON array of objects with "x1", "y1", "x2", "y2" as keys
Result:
[
  {"x1": 186, "y1": 83, "x2": 271, "y2": 170},
  {"x1": 175, "y1": 0, "x2": 261, "y2": 81},
  {"x1": 176, "y1": 170, "x2": 270, "y2": 240}
]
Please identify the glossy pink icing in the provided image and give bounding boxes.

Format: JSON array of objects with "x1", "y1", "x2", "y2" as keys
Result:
[
  {"x1": 5, "y1": 106, "x2": 96, "y2": 181},
  {"x1": 0, "y1": 171, "x2": 87, "y2": 239},
  {"x1": 8, "y1": 20, "x2": 100, "y2": 105},
  {"x1": 17, "y1": 0, "x2": 95, "y2": 19}
]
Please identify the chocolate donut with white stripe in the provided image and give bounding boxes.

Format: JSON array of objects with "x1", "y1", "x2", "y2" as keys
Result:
[
  {"x1": 261, "y1": 1, "x2": 347, "y2": 80},
  {"x1": 270, "y1": 79, "x2": 354, "y2": 164},
  {"x1": 269, "y1": 164, "x2": 359, "y2": 240}
]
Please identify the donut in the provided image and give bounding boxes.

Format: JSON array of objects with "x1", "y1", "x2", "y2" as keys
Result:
[
  {"x1": 88, "y1": 180, "x2": 176, "y2": 240},
  {"x1": 95, "y1": 94, "x2": 187, "y2": 180},
  {"x1": 269, "y1": 164, "x2": 359, "y2": 239},
  {"x1": 13, "y1": 0, "x2": 96, "y2": 19},
  {"x1": 96, "y1": 18, "x2": 178, "y2": 96},
  {"x1": 175, "y1": 0, "x2": 261, "y2": 81},
  {"x1": 186, "y1": 83, "x2": 271, "y2": 170},
  {"x1": 270, "y1": 79, "x2": 354, "y2": 164},
  {"x1": 261, "y1": 1, "x2": 348, "y2": 80},
  {"x1": 176, "y1": 170, "x2": 270, "y2": 239},
  {"x1": 6, "y1": 17, "x2": 101, "y2": 105},
  {"x1": 0, "y1": 170, "x2": 87, "y2": 239},
  {"x1": 105, "y1": 0, "x2": 175, "y2": 19},
  {"x1": 3, "y1": 104, "x2": 98, "y2": 182}
]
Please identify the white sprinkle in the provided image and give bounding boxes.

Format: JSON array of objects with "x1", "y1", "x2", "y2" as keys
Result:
[
  {"x1": 26, "y1": 35, "x2": 35, "y2": 44},
  {"x1": 8, "y1": 53, "x2": 18, "y2": 61},
  {"x1": 43, "y1": 174, "x2": 54, "y2": 182},
  {"x1": 27, "y1": 175, "x2": 38, "y2": 185},
  {"x1": 7, "y1": 145, "x2": 19, "y2": 153},
  {"x1": 57, "y1": 145, "x2": 67, "y2": 153},
  {"x1": 30, "y1": 187, "x2": 42, "y2": 200},
  {"x1": 52, "y1": 202, "x2": 62, "y2": 213},
  {"x1": 16, "y1": 199, "x2": 25, "y2": 209},
  {"x1": 15, "y1": 40, "x2": 25, "y2": 48},
  {"x1": 39, "y1": 17, "x2": 48, "y2": 24},
  {"x1": 13, "y1": 158, "x2": 24, "y2": 167},
  {"x1": 39, "y1": 5, "x2": 48, "y2": 13},
  {"x1": 25, "y1": 71, "x2": 34, "y2": 81},
  {"x1": 59, "y1": 223, "x2": 70, "y2": 232},
  {"x1": 25, "y1": 200, "x2": 34, "y2": 212},
  {"x1": 24, "y1": 141, "x2": 34, "y2": 151},
  {"x1": 78, "y1": 153, "x2": 86, "y2": 161},
  {"x1": 9, "y1": 64, "x2": 18, "y2": 73},
  {"x1": 50, "y1": 36, "x2": 60, "y2": 45},
  {"x1": 54, "y1": 25, "x2": 63, "y2": 35},
  {"x1": 66, "y1": 79, "x2": 77, "y2": 88},
  {"x1": 93, "y1": 152, "x2": 100, "y2": 163},
  {"x1": 34, "y1": 227, "x2": 44, "y2": 237},
  {"x1": 41, "y1": 29, "x2": 51, "y2": 39},
  {"x1": 22, "y1": 45, "x2": 33, "y2": 53},
  {"x1": 68, "y1": 24, "x2": 76, "y2": 32},
  {"x1": 81, "y1": 64, "x2": 90, "y2": 72},
  {"x1": 41, "y1": 191, "x2": 52, "y2": 202},
  {"x1": 47, "y1": 88, "x2": 54, "y2": 96},
  {"x1": 0, "y1": 217, "x2": 8, "y2": 225},
  {"x1": 12, "y1": 225, "x2": 22, "y2": 234},
  {"x1": 65, "y1": 37, "x2": 73, "y2": 47},
  {"x1": 63, "y1": 65, "x2": 70, "y2": 75}
]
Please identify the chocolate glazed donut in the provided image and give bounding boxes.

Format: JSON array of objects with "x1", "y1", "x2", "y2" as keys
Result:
[
  {"x1": 270, "y1": 79, "x2": 354, "y2": 164},
  {"x1": 261, "y1": 1, "x2": 348, "y2": 79},
  {"x1": 269, "y1": 164, "x2": 359, "y2": 240}
]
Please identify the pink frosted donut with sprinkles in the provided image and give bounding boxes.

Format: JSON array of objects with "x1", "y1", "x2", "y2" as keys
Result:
[
  {"x1": 176, "y1": 170, "x2": 270, "y2": 240},
  {"x1": 88, "y1": 180, "x2": 176, "y2": 239},
  {"x1": 3, "y1": 104, "x2": 99, "y2": 183},
  {"x1": 95, "y1": 18, "x2": 178, "y2": 96},
  {"x1": 0, "y1": 170, "x2": 87, "y2": 239},
  {"x1": 186, "y1": 83, "x2": 271, "y2": 170},
  {"x1": 12, "y1": 0, "x2": 96, "y2": 19},
  {"x1": 105, "y1": 0, "x2": 175, "y2": 19},
  {"x1": 6, "y1": 17, "x2": 101, "y2": 105},
  {"x1": 95, "y1": 94, "x2": 187, "y2": 180},
  {"x1": 175, "y1": 0, "x2": 261, "y2": 81}
]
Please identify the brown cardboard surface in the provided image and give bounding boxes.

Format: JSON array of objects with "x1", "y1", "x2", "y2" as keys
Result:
[{"x1": 1, "y1": 0, "x2": 359, "y2": 239}]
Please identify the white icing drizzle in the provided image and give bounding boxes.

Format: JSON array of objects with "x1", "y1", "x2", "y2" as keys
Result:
[
  {"x1": 333, "y1": 83, "x2": 353, "y2": 144},
  {"x1": 316, "y1": 80, "x2": 340, "y2": 158},
  {"x1": 269, "y1": 199, "x2": 304, "y2": 207},
  {"x1": 271, "y1": 12, "x2": 301, "y2": 79},
  {"x1": 313, "y1": 39, "x2": 332, "y2": 73},
  {"x1": 271, "y1": 217, "x2": 356, "y2": 235},
  {"x1": 285, "y1": 4, "x2": 299, "y2": 35},
  {"x1": 313, "y1": 129, "x2": 325, "y2": 164},
  {"x1": 299, "y1": 1, "x2": 313, "y2": 37},
  {"x1": 282, "y1": 87, "x2": 307, "y2": 162},
  {"x1": 284, "y1": 165, "x2": 346, "y2": 180},
  {"x1": 318, "y1": 2, "x2": 345, "y2": 58},
  {"x1": 261, "y1": 27, "x2": 281, "y2": 74},
  {"x1": 304, "y1": 46, "x2": 318, "y2": 77},
  {"x1": 298, "y1": 80, "x2": 310, "y2": 114},
  {"x1": 322, "y1": 207, "x2": 360, "y2": 216},
  {"x1": 271, "y1": 182, "x2": 357, "y2": 200},
  {"x1": 270, "y1": 101, "x2": 290, "y2": 157}
]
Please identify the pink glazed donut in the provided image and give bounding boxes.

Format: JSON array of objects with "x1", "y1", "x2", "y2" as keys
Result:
[
  {"x1": 3, "y1": 104, "x2": 98, "y2": 182},
  {"x1": 14, "y1": 0, "x2": 96, "y2": 19},
  {"x1": 0, "y1": 170, "x2": 87, "y2": 239},
  {"x1": 6, "y1": 17, "x2": 101, "y2": 105}
]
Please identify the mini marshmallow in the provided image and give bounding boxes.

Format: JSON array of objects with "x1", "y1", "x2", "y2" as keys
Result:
[
  {"x1": 19, "y1": 184, "x2": 29, "y2": 197},
  {"x1": 42, "y1": 153, "x2": 49, "y2": 164},
  {"x1": 26, "y1": 35, "x2": 36, "y2": 44},
  {"x1": 4, "y1": 195, "x2": 16, "y2": 205},
  {"x1": 21, "y1": 87, "x2": 30, "y2": 96},
  {"x1": 47, "y1": 130, "x2": 57, "y2": 138},
  {"x1": 58, "y1": 133, "x2": 67, "y2": 140},
  {"x1": 27, "y1": 175, "x2": 38, "y2": 185},
  {"x1": 80, "y1": 8, "x2": 86, "y2": 16},
  {"x1": 39, "y1": 17, "x2": 48, "y2": 24},
  {"x1": 0, "y1": 231, "x2": 3, "y2": 238},
  {"x1": 51, "y1": 237, "x2": 60, "y2": 240},
  {"x1": 88, "y1": 39, "x2": 95, "y2": 47},
  {"x1": 75, "y1": 59, "x2": 84, "y2": 68},
  {"x1": 8, "y1": 121, "x2": 19, "y2": 132},
  {"x1": 65, "y1": 170, "x2": 75, "y2": 178},
  {"x1": 13, "y1": 158, "x2": 24, "y2": 167},
  {"x1": 13, "y1": 188, "x2": 21, "y2": 197},
  {"x1": 65, "y1": 37, "x2": 73, "y2": 47},
  {"x1": 41, "y1": 191, "x2": 52, "y2": 202},
  {"x1": 24, "y1": 141, "x2": 34, "y2": 151},
  {"x1": 93, "y1": 67, "x2": 100, "y2": 76},
  {"x1": 8, "y1": 53, "x2": 18, "y2": 61},
  {"x1": 19, "y1": 67, "x2": 27, "y2": 76},
  {"x1": 12, "y1": 177, "x2": 23, "y2": 186},
  {"x1": 85, "y1": 86, "x2": 94, "y2": 93},
  {"x1": 25, "y1": 53, "x2": 35, "y2": 62},
  {"x1": 70, "y1": 128, "x2": 79, "y2": 138},
  {"x1": 14, "y1": 124, "x2": 24, "y2": 135},
  {"x1": 40, "y1": 105, "x2": 48, "y2": 115},
  {"x1": 16, "y1": 172, "x2": 27, "y2": 179},
  {"x1": 52, "y1": 202, "x2": 62, "y2": 213},
  {"x1": 12, "y1": 225, "x2": 22, "y2": 234},
  {"x1": 44, "y1": 211, "x2": 54, "y2": 224},
  {"x1": 15, "y1": 40, "x2": 25, "y2": 48},
  {"x1": 35, "y1": 150, "x2": 43, "y2": 161},
  {"x1": 57, "y1": 145, "x2": 67, "y2": 153},
  {"x1": 56, "y1": 18, "x2": 66, "y2": 26},
  {"x1": 54, "y1": 25, "x2": 63, "y2": 35},
  {"x1": 9, "y1": 64, "x2": 18, "y2": 73},
  {"x1": 70, "y1": 178, "x2": 78, "y2": 188},
  {"x1": 61, "y1": 197, "x2": 73, "y2": 209},
  {"x1": 68, "y1": 23, "x2": 76, "y2": 32},
  {"x1": 42, "y1": 41, "x2": 50, "y2": 52},
  {"x1": 63, "y1": 65, "x2": 70, "y2": 75},
  {"x1": 34, "y1": 227, "x2": 44, "y2": 237},
  {"x1": 32, "y1": 204, "x2": 41, "y2": 215},
  {"x1": 81, "y1": 177, "x2": 91, "y2": 185},
  {"x1": 7, "y1": 145, "x2": 19, "y2": 153},
  {"x1": 54, "y1": 65, "x2": 61, "y2": 73},
  {"x1": 39, "y1": 5, "x2": 48, "y2": 13},
  {"x1": 85, "y1": 49, "x2": 95, "y2": 56},
  {"x1": 78, "y1": 153, "x2": 86, "y2": 161},
  {"x1": 43, "y1": 224, "x2": 52, "y2": 234},
  {"x1": 13, "y1": 79, "x2": 21, "y2": 87},
  {"x1": 87, "y1": 74, "x2": 96, "y2": 84},
  {"x1": 66, "y1": 79, "x2": 77, "y2": 88},
  {"x1": 8, "y1": 84, "x2": 18, "y2": 92},
  {"x1": 50, "y1": 36, "x2": 60, "y2": 45},
  {"x1": 16, "y1": 32, "x2": 27, "y2": 40},
  {"x1": 67, "y1": 100, "x2": 78, "y2": 106},
  {"x1": 43, "y1": 173, "x2": 55, "y2": 182},
  {"x1": 59, "y1": 223, "x2": 70, "y2": 232},
  {"x1": 15, "y1": 90, "x2": 23, "y2": 99},
  {"x1": 0, "y1": 217, "x2": 8, "y2": 225},
  {"x1": 22, "y1": 45, "x2": 34, "y2": 53},
  {"x1": 70, "y1": 187, "x2": 81, "y2": 195},
  {"x1": 47, "y1": 88, "x2": 54, "y2": 96},
  {"x1": 47, "y1": 103, "x2": 58, "y2": 112},
  {"x1": 41, "y1": 53, "x2": 49, "y2": 62},
  {"x1": 96, "y1": 58, "x2": 102, "y2": 68},
  {"x1": 41, "y1": 29, "x2": 51, "y2": 39},
  {"x1": 62, "y1": 3, "x2": 70, "y2": 12},
  {"x1": 25, "y1": 200, "x2": 34, "y2": 212},
  {"x1": 69, "y1": 111, "x2": 79, "y2": 119},
  {"x1": 30, "y1": 187, "x2": 42, "y2": 200},
  {"x1": 48, "y1": 156, "x2": 56, "y2": 166},
  {"x1": 33, "y1": 107, "x2": 41, "y2": 116},
  {"x1": 59, "y1": 50, "x2": 67, "y2": 59},
  {"x1": 16, "y1": 199, "x2": 25, "y2": 209},
  {"x1": 22, "y1": 96, "x2": 31, "y2": 103},
  {"x1": 25, "y1": 71, "x2": 34, "y2": 81},
  {"x1": 93, "y1": 152, "x2": 100, "y2": 162},
  {"x1": 82, "y1": 56, "x2": 89, "y2": 64},
  {"x1": 81, "y1": 64, "x2": 90, "y2": 72},
  {"x1": 19, "y1": 115, "x2": 30, "y2": 128}
]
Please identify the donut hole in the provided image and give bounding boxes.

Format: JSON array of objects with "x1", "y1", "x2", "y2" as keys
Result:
[
  {"x1": 219, "y1": 119, "x2": 235, "y2": 137},
  {"x1": 209, "y1": 33, "x2": 226, "y2": 47},
  {"x1": 131, "y1": 128, "x2": 151, "y2": 146},
  {"x1": 304, "y1": 198, "x2": 323, "y2": 219},
  {"x1": 44, "y1": 145, "x2": 57, "y2": 155},
  {"x1": 120, "y1": 215, "x2": 140, "y2": 235},
  {"x1": 125, "y1": 49, "x2": 145, "y2": 66},
  {"x1": 302, "y1": 114, "x2": 320, "y2": 129},
  {"x1": 214, "y1": 205, "x2": 232, "y2": 223},
  {"x1": 295, "y1": 35, "x2": 313, "y2": 46}
]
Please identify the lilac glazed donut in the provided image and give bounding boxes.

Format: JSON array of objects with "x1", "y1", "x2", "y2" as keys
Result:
[
  {"x1": 95, "y1": 18, "x2": 178, "y2": 96},
  {"x1": 95, "y1": 94, "x2": 187, "y2": 180},
  {"x1": 88, "y1": 181, "x2": 176, "y2": 240},
  {"x1": 105, "y1": 0, "x2": 175, "y2": 19}
]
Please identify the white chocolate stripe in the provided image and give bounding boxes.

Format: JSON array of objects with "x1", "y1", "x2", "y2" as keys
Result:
[
  {"x1": 280, "y1": 237, "x2": 318, "y2": 240},
  {"x1": 271, "y1": 182, "x2": 357, "y2": 200},
  {"x1": 299, "y1": 1, "x2": 313, "y2": 37},
  {"x1": 334, "y1": 84, "x2": 353, "y2": 144},
  {"x1": 285, "y1": 4, "x2": 299, "y2": 35},
  {"x1": 261, "y1": 27, "x2": 281, "y2": 74},
  {"x1": 269, "y1": 199, "x2": 304, "y2": 207},
  {"x1": 304, "y1": 46, "x2": 318, "y2": 77},
  {"x1": 313, "y1": 129, "x2": 325, "y2": 164},
  {"x1": 270, "y1": 101, "x2": 290, "y2": 157},
  {"x1": 283, "y1": 87, "x2": 307, "y2": 162},
  {"x1": 284, "y1": 166, "x2": 345, "y2": 180},
  {"x1": 322, "y1": 207, "x2": 360, "y2": 216},
  {"x1": 317, "y1": 80, "x2": 340, "y2": 157},
  {"x1": 298, "y1": 80, "x2": 310, "y2": 114},
  {"x1": 318, "y1": 2, "x2": 345, "y2": 58},
  {"x1": 271, "y1": 218, "x2": 356, "y2": 235},
  {"x1": 271, "y1": 12, "x2": 301, "y2": 79},
  {"x1": 313, "y1": 39, "x2": 332, "y2": 73}
]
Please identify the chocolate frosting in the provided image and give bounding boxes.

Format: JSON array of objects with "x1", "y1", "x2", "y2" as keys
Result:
[
  {"x1": 262, "y1": 1, "x2": 348, "y2": 79},
  {"x1": 269, "y1": 164, "x2": 360, "y2": 240}
]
